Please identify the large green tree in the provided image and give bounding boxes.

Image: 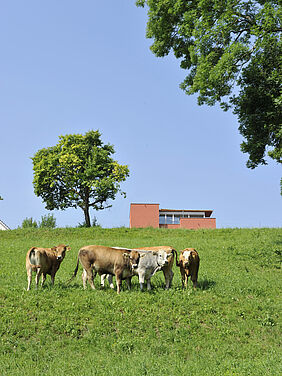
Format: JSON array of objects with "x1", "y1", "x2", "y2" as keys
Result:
[
  {"x1": 136, "y1": 0, "x2": 281, "y2": 191},
  {"x1": 32, "y1": 130, "x2": 129, "y2": 227}
]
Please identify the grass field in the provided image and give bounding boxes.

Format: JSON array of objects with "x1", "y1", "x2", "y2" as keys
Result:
[{"x1": 0, "y1": 227, "x2": 281, "y2": 375}]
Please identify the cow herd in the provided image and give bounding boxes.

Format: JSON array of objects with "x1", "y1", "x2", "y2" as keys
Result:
[{"x1": 25, "y1": 244, "x2": 200, "y2": 293}]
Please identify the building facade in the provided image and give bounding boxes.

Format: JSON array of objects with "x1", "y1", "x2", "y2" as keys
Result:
[{"x1": 130, "y1": 203, "x2": 216, "y2": 229}]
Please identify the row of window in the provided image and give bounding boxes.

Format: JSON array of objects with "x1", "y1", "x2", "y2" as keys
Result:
[{"x1": 159, "y1": 214, "x2": 204, "y2": 225}]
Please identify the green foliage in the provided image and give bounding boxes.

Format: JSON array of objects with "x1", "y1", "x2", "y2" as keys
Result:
[
  {"x1": 21, "y1": 217, "x2": 38, "y2": 228},
  {"x1": 38, "y1": 214, "x2": 56, "y2": 229},
  {"x1": 77, "y1": 216, "x2": 100, "y2": 228},
  {"x1": 32, "y1": 130, "x2": 129, "y2": 227},
  {"x1": 136, "y1": 1, "x2": 282, "y2": 185},
  {"x1": 0, "y1": 227, "x2": 281, "y2": 375}
]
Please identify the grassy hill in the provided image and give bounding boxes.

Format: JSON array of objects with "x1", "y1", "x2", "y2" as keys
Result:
[{"x1": 0, "y1": 227, "x2": 281, "y2": 375}]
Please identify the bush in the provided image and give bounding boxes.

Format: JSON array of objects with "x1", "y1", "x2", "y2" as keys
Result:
[
  {"x1": 21, "y1": 217, "x2": 38, "y2": 228},
  {"x1": 77, "y1": 216, "x2": 100, "y2": 228},
  {"x1": 39, "y1": 214, "x2": 56, "y2": 228}
]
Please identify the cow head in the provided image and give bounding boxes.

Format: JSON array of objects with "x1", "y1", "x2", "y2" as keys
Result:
[
  {"x1": 155, "y1": 250, "x2": 170, "y2": 267},
  {"x1": 181, "y1": 249, "x2": 194, "y2": 269},
  {"x1": 123, "y1": 251, "x2": 140, "y2": 270},
  {"x1": 53, "y1": 244, "x2": 71, "y2": 261}
]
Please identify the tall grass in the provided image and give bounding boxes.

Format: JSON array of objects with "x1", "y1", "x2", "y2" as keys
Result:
[{"x1": 0, "y1": 227, "x2": 281, "y2": 375}]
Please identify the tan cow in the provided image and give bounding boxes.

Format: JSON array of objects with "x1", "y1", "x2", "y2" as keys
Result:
[
  {"x1": 135, "y1": 246, "x2": 177, "y2": 289},
  {"x1": 176, "y1": 248, "x2": 200, "y2": 289},
  {"x1": 26, "y1": 244, "x2": 70, "y2": 290},
  {"x1": 69, "y1": 245, "x2": 140, "y2": 294}
]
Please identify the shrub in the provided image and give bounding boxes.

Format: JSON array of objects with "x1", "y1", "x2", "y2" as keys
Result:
[
  {"x1": 77, "y1": 216, "x2": 100, "y2": 228},
  {"x1": 21, "y1": 217, "x2": 38, "y2": 228},
  {"x1": 38, "y1": 214, "x2": 56, "y2": 228}
]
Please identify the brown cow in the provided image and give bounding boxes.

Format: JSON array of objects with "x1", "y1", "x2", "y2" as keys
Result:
[
  {"x1": 176, "y1": 248, "x2": 200, "y2": 289},
  {"x1": 70, "y1": 245, "x2": 140, "y2": 294},
  {"x1": 135, "y1": 246, "x2": 177, "y2": 289},
  {"x1": 26, "y1": 244, "x2": 70, "y2": 290}
]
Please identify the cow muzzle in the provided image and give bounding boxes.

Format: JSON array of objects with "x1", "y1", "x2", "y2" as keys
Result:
[{"x1": 57, "y1": 255, "x2": 62, "y2": 260}]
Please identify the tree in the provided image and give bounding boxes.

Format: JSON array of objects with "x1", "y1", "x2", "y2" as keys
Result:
[
  {"x1": 136, "y1": 0, "x2": 281, "y2": 191},
  {"x1": 32, "y1": 130, "x2": 129, "y2": 227}
]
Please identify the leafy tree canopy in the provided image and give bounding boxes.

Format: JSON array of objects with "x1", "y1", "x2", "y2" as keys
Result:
[
  {"x1": 32, "y1": 130, "x2": 129, "y2": 227},
  {"x1": 136, "y1": 0, "x2": 281, "y2": 191}
]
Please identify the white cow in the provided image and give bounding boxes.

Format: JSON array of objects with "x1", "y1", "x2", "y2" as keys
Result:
[{"x1": 131, "y1": 250, "x2": 171, "y2": 290}]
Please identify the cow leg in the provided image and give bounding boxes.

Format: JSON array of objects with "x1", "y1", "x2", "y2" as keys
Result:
[
  {"x1": 125, "y1": 277, "x2": 131, "y2": 290},
  {"x1": 139, "y1": 272, "x2": 145, "y2": 291},
  {"x1": 82, "y1": 269, "x2": 87, "y2": 289},
  {"x1": 41, "y1": 273, "x2": 46, "y2": 287},
  {"x1": 184, "y1": 273, "x2": 189, "y2": 288},
  {"x1": 35, "y1": 270, "x2": 42, "y2": 289},
  {"x1": 191, "y1": 276, "x2": 197, "y2": 289},
  {"x1": 115, "y1": 273, "x2": 122, "y2": 294},
  {"x1": 147, "y1": 278, "x2": 152, "y2": 291},
  {"x1": 27, "y1": 268, "x2": 32, "y2": 291},
  {"x1": 108, "y1": 275, "x2": 114, "y2": 289},
  {"x1": 100, "y1": 274, "x2": 106, "y2": 288},
  {"x1": 50, "y1": 274, "x2": 56, "y2": 286},
  {"x1": 101, "y1": 274, "x2": 114, "y2": 289},
  {"x1": 180, "y1": 268, "x2": 185, "y2": 289},
  {"x1": 87, "y1": 268, "x2": 96, "y2": 290},
  {"x1": 163, "y1": 269, "x2": 171, "y2": 290},
  {"x1": 169, "y1": 270, "x2": 174, "y2": 287}
]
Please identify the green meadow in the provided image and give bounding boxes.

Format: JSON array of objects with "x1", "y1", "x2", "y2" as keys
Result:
[{"x1": 0, "y1": 227, "x2": 281, "y2": 375}]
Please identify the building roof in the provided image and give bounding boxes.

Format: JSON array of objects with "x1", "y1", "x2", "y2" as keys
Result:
[
  {"x1": 0, "y1": 219, "x2": 10, "y2": 230},
  {"x1": 159, "y1": 209, "x2": 213, "y2": 217}
]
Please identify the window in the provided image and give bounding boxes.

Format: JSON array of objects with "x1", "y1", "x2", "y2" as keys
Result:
[
  {"x1": 159, "y1": 215, "x2": 166, "y2": 225},
  {"x1": 166, "y1": 215, "x2": 173, "y2": 224},
  {"x1": 173, "y1": 215, "x2": 180, "y2": 224}
]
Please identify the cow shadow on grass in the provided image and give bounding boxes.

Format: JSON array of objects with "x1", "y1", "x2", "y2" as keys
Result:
[{"x1": 197, "y1": 279, "x2": 216, "y2": 291}]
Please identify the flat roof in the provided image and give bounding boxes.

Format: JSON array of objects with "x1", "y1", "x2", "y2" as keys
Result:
[
  {"x1": 160, "y1": 209, "x2": 213, "y2": 217},
  {"x1": 131, "y1": 203, "x2": 159, "y2": 205}
]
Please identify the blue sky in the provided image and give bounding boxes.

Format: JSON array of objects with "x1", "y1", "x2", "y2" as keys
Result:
[{"x1": 0, "y1": 0, "x2": 281, "y2": 229}]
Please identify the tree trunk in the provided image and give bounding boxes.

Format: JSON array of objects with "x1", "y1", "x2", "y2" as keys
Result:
[
  {"x1": 83, "y1": 206, "x2": 91, "y2": 227},
  {"x1": 83, "y1": 188, "x2": 91, "y2": 227}
]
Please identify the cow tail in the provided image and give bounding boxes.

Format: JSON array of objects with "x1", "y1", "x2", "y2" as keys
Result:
[
  {"x1": 68, "y1": 254, "x2": 80, "y2": 284},
  {"x1": 172, "y1": 249, "x2": 179, "y2": 267}
]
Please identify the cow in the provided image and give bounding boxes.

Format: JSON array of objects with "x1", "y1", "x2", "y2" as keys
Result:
[
  {"x1": 130, "y1": 249, "x2": 171, "y2": 290},
  {"x1": 69, "y1": 245, "x2": 140, "y2": 294},
  {"x1": 136, "y1": 246, "x2": 176, "y2": 289},
  {"x1": 176, "y1": 248, "x2": 200, "y2": 289},
  {"x1": 26, "y1": 244, "x2": 70, "y2": 290}
]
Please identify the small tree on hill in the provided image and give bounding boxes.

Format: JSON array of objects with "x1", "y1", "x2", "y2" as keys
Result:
[{"x1": 32, "y1": 130, "x2": 129, "y2": 227}]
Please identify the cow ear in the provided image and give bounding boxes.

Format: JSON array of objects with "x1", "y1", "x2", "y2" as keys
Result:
[
  {"x1": 152, "y1": 251, "x2": 158, "y2": 256},
  {"x1": 51, "y1": 246, "x2": 57, "y2": 251},
  {"x1": 66, "y1": 246, "x2": 71, "y2": 251}
]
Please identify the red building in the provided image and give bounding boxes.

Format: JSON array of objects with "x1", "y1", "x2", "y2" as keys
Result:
[{"x1": 130, "y1": 203, "x2": 216, "y2": 229}]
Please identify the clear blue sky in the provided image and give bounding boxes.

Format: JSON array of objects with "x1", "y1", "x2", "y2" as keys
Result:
[{"x1": 0, "y1": 0, "x2": 281, "y2": 229}]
